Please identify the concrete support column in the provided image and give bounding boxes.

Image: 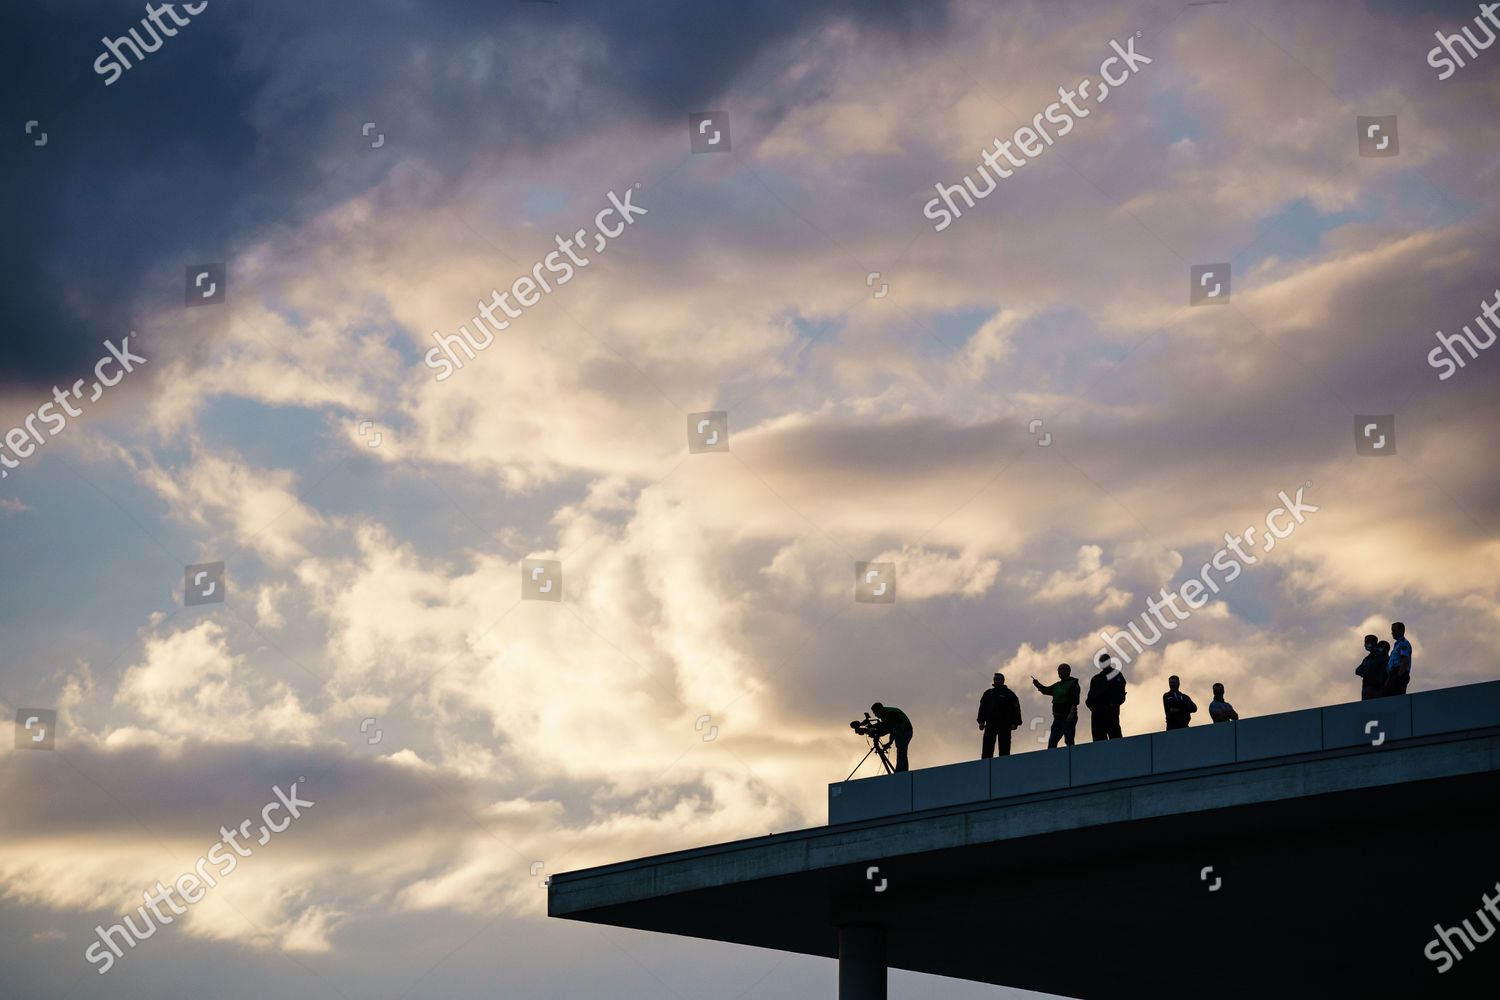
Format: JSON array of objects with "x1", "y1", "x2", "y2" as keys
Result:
[{"x1": 838, "y1": 924, "x2": 887, "y2": 1000}]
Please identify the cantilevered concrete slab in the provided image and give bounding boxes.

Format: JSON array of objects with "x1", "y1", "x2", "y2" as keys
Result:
[{"x1": 550, "y1": 682, "x2": 1500, "y2": 998}]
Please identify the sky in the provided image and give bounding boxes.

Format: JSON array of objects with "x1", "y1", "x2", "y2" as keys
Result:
[{"x1": 1, "y1": 0, "x2": 1498, "y2": 997}]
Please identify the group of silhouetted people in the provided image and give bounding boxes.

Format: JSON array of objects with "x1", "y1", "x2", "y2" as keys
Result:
[
  {"x1": 965, "y1": 662, "x2": 1244, "y2": 755},
  {"x1": 1356, "y1": 621, "x2": 1414, "y2": 700},
  {"x1": 1158, "y1": 676, "x2": 1239, "y2": 732},
  {"x1": 968, "y1": 622, "x2": 1414, "y2": 758},
  {"x1": 871, "y1": 622, "x2": 1416, "y2": 769}
]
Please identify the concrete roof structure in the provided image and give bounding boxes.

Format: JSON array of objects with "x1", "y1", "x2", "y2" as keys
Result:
[{"x1": 551, "y1": 682, "x2": 1500, "y2": 998}]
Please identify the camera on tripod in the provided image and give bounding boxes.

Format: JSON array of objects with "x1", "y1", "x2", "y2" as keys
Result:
[{"x1": 845, "y1": 712, "x2": 895, "y2": 778}]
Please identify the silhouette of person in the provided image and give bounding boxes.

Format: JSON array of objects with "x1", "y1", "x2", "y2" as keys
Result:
[
  {"x1": 1355, "y1": 633, "x2": 1387, "y2": 701},
  {"x1": 1384, "y1": 621, "x2": 1413, "y2": 696},
  {"x1": 1032, "y1": 664, "x2": 1081, "y2": 748},
  {"x1": 1163, "y1": 675, "x2": 1197, "y2": 730},
  {"x1": 1208, "y1": 683, "x2": 1239, "y2": 723},
  {"x1": 868, "y1": 702, "x2": 913, "y2": 772},
  {"x1": 977, "y1": 672, "x2": 1022, "y2": 758},
  {"x1": 1086, "y1": 654, "x2": 1127, "y2": 740}
]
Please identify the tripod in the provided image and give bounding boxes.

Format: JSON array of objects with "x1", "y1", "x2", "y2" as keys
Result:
[{"x1": 843, "y1": 734, "x2": 895, "y2": 782}]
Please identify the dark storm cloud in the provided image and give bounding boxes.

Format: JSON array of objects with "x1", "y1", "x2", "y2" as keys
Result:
[
  {"x1": 0, "y1": 0, "x2": 952, "y2": 390},
  {"x1": 0, "y1": 738, "x2": 472, "y2": 842}
]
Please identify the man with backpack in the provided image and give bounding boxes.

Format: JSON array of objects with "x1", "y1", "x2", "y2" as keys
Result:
[
  {"x1": 1085, "y1": 653, "x2": 1127, "y2": 741},
  {"x1": 977, "y1": 672, "x2": 1023, "y2": 758}
]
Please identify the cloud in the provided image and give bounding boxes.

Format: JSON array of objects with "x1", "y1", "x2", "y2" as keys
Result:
[
  {"x1": 0, "y1": 0, "x2": 954, "y2": 391},
  {"x1": 1031, "y1": 544, "x2": 1132, "y2": 613},
  {"x1": 874, "y1": 544, "x2": 1001, "y2": 599},
  {"x1": 137, "y1": 449, "x2": 328, "y2": 566},
  {"x1": 4, "y1": 2, "x2": 1499, "y2": 996},
  {"x1": 112, "y1": 620, "x2": 319, "y2": 745}
]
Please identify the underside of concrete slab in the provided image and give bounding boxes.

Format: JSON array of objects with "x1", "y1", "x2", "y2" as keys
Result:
[{"x1": 551, "y1": 685, "x2": 1500, "y2": 998}]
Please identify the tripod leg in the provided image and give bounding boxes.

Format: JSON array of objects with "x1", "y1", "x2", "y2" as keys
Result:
[{"x1": 843, "y1": 744, "x2": 878, "y2": 784}]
